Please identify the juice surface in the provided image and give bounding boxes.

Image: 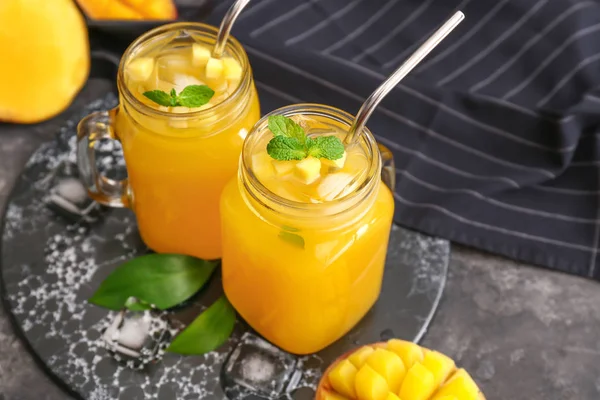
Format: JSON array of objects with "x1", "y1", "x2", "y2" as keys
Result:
[
  {"x1": 221, "y1": 115, "x2": 394, "y2": 354},
  {"x1": 116, "y1": 36, "x2": 260, "y2": 259}
]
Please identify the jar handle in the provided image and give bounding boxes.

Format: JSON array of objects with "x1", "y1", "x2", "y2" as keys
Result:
[{"x1": 76, "y1": 108, "x2": 130, "y2": 207}]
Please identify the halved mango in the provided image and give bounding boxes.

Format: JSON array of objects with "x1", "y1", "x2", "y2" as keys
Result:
[
  {"x1": 421, "y1": 351, "x2": 456, "y2": 388},
  {"x1": 399, "y1": 362, "x2": 436, "y2": 400},
  {"x1": 0, "y1": 0, "x2": 89, "y2": 123},
  {"x1": 355, "y1": 364, "x2": 389, "y2": 400},
  {"x1": 387, "y1": 339, "x2": 424, "y2": 370},
  {"x1": 432, "y1": 369, "x2": 480, "y2": 400},
  {"x1": 365, "y1": 349, "x2": 406, "y2": 393},
  {"x1": 329, "y1": 359, "x2": 358, "y2": 399}
]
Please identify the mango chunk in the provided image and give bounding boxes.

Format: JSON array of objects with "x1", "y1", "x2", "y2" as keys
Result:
[
  {"x1": 365, "y1": 349, "x2": 406, "y2": 393},
  {"x1": 328, "y1": 360, "x2": 358, "y2": 399},
  {"x1": 272, "y1": 160, "x2": 295, "y2": 176},
  {"x1": 206, "y1": 57, "x2": 224, "y2": 79},
  {"x1": 386, "y1": 393, "x2": 402, "y2": 400},
  {"x1": 387, "y1": 340, "x2": 424, "y2": 370},
  {"x1": 422, "y1": 351, "x2": 456, "y2": 388},
  {"x1": 348, "y1": 346, "x2": 375, "y2": 369},
  {"x1": 127, "y1": 57, "x2": 155, "y2": 82},
  {"x1": 192, "y1": 44, "x2": 211, "y2": 67},
  {"x1": 252, "y1": 152, "x2": 275, "y2": 180},
  {"x1": 399, "y1": 362, "x2": 436, "y2": 400},
  {"x1": 432, "y1": 369, "x2": 479, "y2": 400},
  {"x1": 355, "y1": 365, "x2": 389, "y2": 400},
  {"x1": 223, "y1": 57, "x2": 243, "y2": 81},
  {"x1": 322, "y1": 151, "x2": 347, "y2": 169},
  {"x1": 295, "y1": 156, "x2": 321, "y2": 184}
]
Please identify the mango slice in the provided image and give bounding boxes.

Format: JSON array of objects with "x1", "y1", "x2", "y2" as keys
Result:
[
  {"x1": 206, "y1": 57, "x2": 224, "y2": 79},
  {"x1": 223, "y1": 57, "x2": 243, "y2": 81},
  {"x1": 387, "y1": 339, "x2": 424, "y2": 370},
  {"x1": 329, "y1": 360, "x2": 358, "y2": 399},
  {"x1": 192, "y1": 44, "x2": 211, "y2": 67},
  {"x1": 399, "y1": 362, "x2": 436, "y2": 400},
  {"x1": 422, "y1": 351, "x2": 456, "y2": 388},
  {"x1": 0, "y1": 0, "x2": 89, "y2": 123},
  {"x1": 355, "y1": 365, "x2": 389, "y2": 400},
  {"x1": 295, "y1": 157, "x2": 321, "y2": 184},
  {"x1": 432, "y1": 369, "x2": 479, "y2": 400},
  {"x1": 348, "y1": 346, "x2": 375, "y2": 369},
  {"x1": 75, "y1": 0, "x2": 177, "y2": 20},
  {"x1": 272, "y1": 160, "x2": 296, "y2": 176},
  {"x1": 365, "y1": 349, "x2": 406, "y2": 393}
]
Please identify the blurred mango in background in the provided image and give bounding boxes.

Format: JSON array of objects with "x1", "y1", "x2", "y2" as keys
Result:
[
  {"x1": 75, "y1": 0, "x2": 177, "y2": 20},
  {"x1": 0, "y1": 0, "x2": 177, "y2": 125},
  {"x1": 0, "y1": 0, "x2": 89, "y2": 124}
]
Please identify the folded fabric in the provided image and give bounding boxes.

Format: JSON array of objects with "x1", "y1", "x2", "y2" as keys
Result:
[{"x1": 207, "y1": 0, "x2": 600, "y2": 280}]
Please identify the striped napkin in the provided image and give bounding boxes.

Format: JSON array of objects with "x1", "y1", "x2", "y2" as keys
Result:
[{"x1": 206, "y1": 0, "x2": 600, "y2": 280}]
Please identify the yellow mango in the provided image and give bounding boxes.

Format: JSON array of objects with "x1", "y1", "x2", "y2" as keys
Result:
[
  {"x1": 365, "y1": 349, "x2": 406, "y2": 393},
  {"x1": 355, "y1": 365, "x2": 389, "y2": 400},
  {"x1": 75, "y1": 0, "x2": 177, "y2": 20},
  {"x1": 399, "y1": 363, "x2": 436, "y2": 400},
  {"x1": 348, "y1": 346, "x2": 375, "y2": 369},
  {"x1": 0, "y1": 0, "x2": 89, "y2": 123},
  {"x1": 387, "y1": 339, "x2": 424, "y2": 370},
  {"x1": 192, "y1": 44, "x2": 211, "y2": 67},
  {"x1": 328, "y1": 360, "x2": 358, "y2": 399},
  {"x1": 432, "y1": 369, "x2": 479, "y2": 400},
  {"x1": 422, "y1": 351, "x2": 456, "y2": 388},
  {"x1": 295, "y1": 156, "x2": 321, "y2": 184}
]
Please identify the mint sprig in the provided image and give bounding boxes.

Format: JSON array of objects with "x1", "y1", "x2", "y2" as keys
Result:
[
  {"x1": 266, "y1": 115, "x2": 345, "y2": 161},
  {"x1": 143, "y1": 85, "x2": 215, "y2": 108}
]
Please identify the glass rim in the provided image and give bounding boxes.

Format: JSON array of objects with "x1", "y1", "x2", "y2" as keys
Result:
[
  {"x1": 117, "y1": 22, "x2": 252, "y2": 120},
  {"x1": 240, "y1": 103, "x2": 382, "y2": 216}
]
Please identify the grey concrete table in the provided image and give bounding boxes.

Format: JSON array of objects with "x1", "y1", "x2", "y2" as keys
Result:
[{"x1": 1, "y1": 80, "x2": 600, "y2": 400}]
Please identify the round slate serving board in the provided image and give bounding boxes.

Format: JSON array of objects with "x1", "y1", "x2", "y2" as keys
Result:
[{"x1": 0, "y1": 94, "x2": 449, "y2": 400}]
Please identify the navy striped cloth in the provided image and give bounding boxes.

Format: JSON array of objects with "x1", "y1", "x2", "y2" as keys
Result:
[{"x1": 206, "y1": 0, "x2": 600, "y2": 280}]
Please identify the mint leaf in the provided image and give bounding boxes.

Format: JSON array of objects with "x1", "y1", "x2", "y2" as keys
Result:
[
  {"x1": 268, "y1": 115, "x2": 306, "y2": 145},
  {"x1": 307, "y1": 136, "x2": 345, "y2": 160},
  {"x1": 167, "y1": 296, "x2": 236, "y2": 355},
  {"x1": 143, "y1": 90, "x2": 172, "y2": 107},
  {"x1": 178, "y1": 85, "x2": 215, "y2": 108},
  {"x1": 279, "y1": 231, "x2": 305, "y2": 249},
  {"x1": 267, "y1": 136, "x2": 307, "y2": 160},
  {"x1": 89, "y1": 254, "x2": 219, "y2": 310}
]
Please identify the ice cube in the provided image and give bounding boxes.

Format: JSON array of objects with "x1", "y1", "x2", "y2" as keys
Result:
[
  {"x1": 221, "y1": 333, "x2": 299, "y2": 398},
  {"x1": 252, "y1": 153, "x2": 276, "y2": 180},
  {"x1": 317, "y1": 173, "x2": 354, "y2": 201},
  {"x1": 101, "y1": 309, "x2": 176, "y2": 370}
]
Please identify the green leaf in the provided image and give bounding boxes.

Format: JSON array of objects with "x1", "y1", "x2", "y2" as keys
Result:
[
  {"x1": 267, "y1": 115, "x2": 306, "y2": 145},
  {"x1": 124, "y1": 297, "x2": 153, "y2": 311},
  {"x1": 278, "y1": 231, "x2": 305, "y2": 249},
  {"x1": 167, "y1": 296, "x2": 236, "y2": 355},
  {"x1": 267, "y1": 136, "x2": 307, "y2": 161},
  {"x1": 89, "y1": 254, "x2": 218, "y2": 311},
  {"x1": 307, "y1": 136, "x2": 345, "y2": 160},
  {"x1": 143, "y1": 90, "x2": 172, "y2": 107},
  {"x1": 178, "y1": 85, "x2": 215, "y2": 108}
]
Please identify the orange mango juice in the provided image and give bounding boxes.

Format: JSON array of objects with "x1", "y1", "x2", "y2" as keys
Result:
[
  {"x1": 221, "y1": 106, "x2": 394, "y2": 354},
  {"x1": 114, "y1": 24, "x2": 260, "y2": 259}
]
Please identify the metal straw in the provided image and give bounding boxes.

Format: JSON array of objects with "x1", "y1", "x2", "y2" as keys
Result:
[
  {"x1": 345, "y1": 11, "x2": 465, "y2": 144},
  {"x1": 212, "y1": 0, "x2": 253, "y2": 58}
]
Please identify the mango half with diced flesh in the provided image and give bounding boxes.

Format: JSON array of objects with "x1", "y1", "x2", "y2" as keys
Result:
[{"x1": 316, "y1": 340, "x2": 485, "y2": 400}]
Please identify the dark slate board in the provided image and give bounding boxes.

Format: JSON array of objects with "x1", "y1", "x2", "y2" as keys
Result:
[{"x1": 0, "y1": 94, "x2": 449, "y2": 400}]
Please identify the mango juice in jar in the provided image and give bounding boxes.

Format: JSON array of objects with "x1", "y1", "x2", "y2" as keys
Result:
[
  {"x1": 220, "y1": 104, "x2": 395, "y2": 354},
  {"x1": 79, "y1": 23, "x2": 260, "y2": 260}
]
